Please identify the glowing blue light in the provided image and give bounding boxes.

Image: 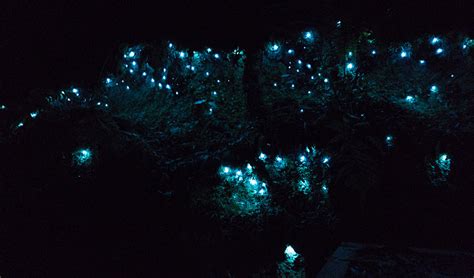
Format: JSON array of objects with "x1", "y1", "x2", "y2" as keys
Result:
[
  {"x1": 142, "y1": 72, "x2": 147, "y2": 76},
  {"x1": 106, "y1": 78, "x2": 112, "y2": 84},
  {"x1": 96, "y1": 102, "x2": 101, "y2": 106},
  {"x1": 348, "y1": 51, "x2": 353, "y2": 57},
  {"x1": 299, "y1": 155, "x2": 306, "y2": 163},
  {"x1": 30, "y1": 111, "x2": 38, "y2": 118},
  {"x1": 346, "y1": 63, "x2": 354, "y2": 70},
  {"x1": 307, "y1": 91, "x2": 312, "y2": 95},
  {"x1": 322, "y1": 156, "x2": 330, "y2": 164},
  {"x1": 151, "y1": 78, "x2": 155, "y2": 83},
  {"x1": 129, "y1": 69, "x2": 134, "y2": 74},
  {"x1": 336, "y1": 20, "x2": 342, "y2": 27},
  {"x1": 322, "y1": 184, "x2": 328, "y2": 194},
  {"x1": 436, "y1": 48, "x2": 443, "y2": 54},
  {"x1": 276, "y1": 156, "x2": 282, "y2": 162},
  {"x1": 168, "y1": 43, "x2": 173, "y2": 48},
  {"x1": 405, "y1": 95, "x2": 415, "y2": 103},
  {"x1": 162, "y1": 75, "x2": 166, "y2": 81},
  {"x1": 224, "y1": 167, "x2": 230, "y2": 173},
  {"x1": 17, "y1": 122, "x2": 24, "y2": 128},
  {"x1": 462, "y1": 44, "x2": 467, "y2": 49},
  {"x1": 128, "y1": 51, "x2": 135, "y2": 58},
  {"x1": 247, "y1": 163, "x2": 253, "y2": 171},
  {"x1": 271, "y1": 44, "x2": 279, "y2": 51},
  {"x1": 285, "y1": 245, "x2": 299, "y2": 264},
  {"x1": 304, "y1": 31, "x2": 313, "y2": 40},
  {"x1": 273, "y1": 82, "x2": 277, "y2": 87},
  {"x1": 0, "y1": 104, "x2": 6, "y2": 110},
  {"x1": 324, "y1": 78, "x2": 329, "y2": 83},
  {"x1": 431, "y1": 37, "x2": 440, "y2": 44},
  {"x1": 288, "y1": 49, "x2": 294, "y2": 54},
  {"x1": 386, "y1": 135, "x2": 393, "y2": 143},
  {"x1": 205, "y1": 72, "x2": 210, "y2": 77},
  {"x1": 306, "y1": 64, "x2": 312, "y2": 69},
  {"x1": 212, "y1": 91, "x2": 217, "y2": 96},
  {"x1": 179, "y1": 52, "x2": 185, "y2": 58},
  {"x1": 371, "y1": 50, "x2": 376, "y2": 55},
  {"x1": 72, "y1": 88, "x2": 79, "y2": 94},
  {"x1": 126, "y1": 86, "x2": 130, "y2": 90},
  {"x1": 132, "y1": 61, "x2": 137, "y2": 66},
  {"x1": 165, "y1": 84, "x2": 171, "y2": 90},
  {"x1": 249, "y1": 178, "x2": 257, "y2": 186},
  {"x1": 207, "y1": 48, "x2": 212, "y2": 53},
  {"x1": 297, "y1": 60, "x2": 302, "y2": 65},
  {"x1": 214, "y1": 53, "x2": 220, "y2": 59},
  {"x1": 73, "y1": 148, "x2": 92, "y2": 166},
  {"x1": 259, "y1": 152, "x2": 267, "y2": 161},
  {"x1": 430, "y1": 85, "x2": 439, "y2": 93},
  {"x1": 400, "y1": 51, "x2": 408, "y2": 58},
  {"x1": 191, "y1": 66, "x2": 195, "y2": 71},
  {"x1": 419, "y1": 60, "x2": 426, "y2": 64}
]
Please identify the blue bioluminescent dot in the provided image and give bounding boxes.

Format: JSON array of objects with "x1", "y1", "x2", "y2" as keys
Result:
[
  {"x1": 346, "y1": 62, "x2": 354, "y2": 70},
  {"x1": 247, "y1": 163, "x2": 253, "y2": 171},
  {"x1": 179, "y1": 52, "x2": 185, "y2": 58},
  {"x1": 322, "y1": 184, "x2": 328, "y2": 194},
  {"x1": 400, "y1": 51, "x2": 408, "y2": 58},
  {"x1": 431, "y1": 37, "x2": 440, "y2": 44},
  {"x1": 165, "y1": 84, "x2": 171, "y2": 90},
  {"x1": 271, "y1": 44, "x2": 279, "y2": 51},
  {"x1": 73, "y1": 148, "x2": 92, "y2": 166},
  {"x1": 126, "y1": 85, "x2": 130, "y2": 90},
  {"x1": 284, "y1": 245, "x2": 299, "y2": 264},
  {"x1": 151, "y1": 78, "x2": 155, "y2": 83},
  {"x1": 430, "y1": 85, "x2": 439, "y2": 93},
  {"x1": 276, "y1": 156, "x2": 282, "y2": 162},
  {"x1": 17, "y1": 122, "x2": 24, "y2": 128},
  {"x1": 129, "y1": 69, "x2": 134, "y2": 74},
  {"x1": 162, "y1": 75, "x2": 166, "y2": 80},
  {"x1": 128, "y1": 51, "x2": 135, "y2": 58},
  {"x1": 131, "y1": 61, "x2": 137, "y2": 66},
  {"x1": 299, "y1": 155, "x2": 306, "y2": 162},
  {"x1": 291, "y1": 84, "x2": 295, "y2": 88},
  {"x1": 304, "y1": 31, "x2": 313, "y2": 40},
  {"x1": 436, "y1": 48, "x2": 443, "y2": 54},
  {"x1": 106, "y1": 78, "x2": 112, "y2": 84},
  {"x1": 297, "y1": 60, "x2": 302, "y2": 65},
  {"x1": 212, "y1": 91, "x2": 217, "y2": 96},
  {"x1": 273, "y1": 82, "x2": 277, "y2": 87},
  {"x1": 168, "y1": 43, "x2": 173, "y2": 48},
  {"x1": 30, "y1": 111, "x2": 38, "y2": 118},
  {"x1": 405, "y1": 95, "x2": 415, "y2": 103},
  {"x1": 419, "y1": 59, "x2": 426, "y2": 64},
  {"x1": 258, "y1": 152, "x2": 267, "y2": 160},
  {"x1": 142, "y1": 72, "x2": 147, "y2": 76},
  {"x1": 306, "y1": 64, "x2": 312, "y2": 69},
  {"x1": 322, "y1": 156, "x2": 330, "y2": 164},
  {"x1": 96, "y1": 102, "x2": 101, "y2": 106},
  {"x1": 207, "y1": 48, "x2": 212, "y2": 53},
  {"x1": 371, "y1": 50, "x2": 376, "y2": 55},
  {"x1": 348, "y1": 51, "x2": 353, "y2": 57},
  {"x1": 249, "y1": 178, "x2": 257, "y2": 186},
  {"x1": 223, "y1": 166, "x2": 230, "y2": 173},
  {"x1": 288, "y1": 49, "x2": 294, "y2": 54},
  {"x1": 336, "y1": 20, "x2": 342, "y2": 27},
  {"x1": 324, "y1": 78, "x2": 329, "y2": 83},
  {"x1": 214, "y1": 53, "x2": 220, "y2": 59},
  {"x1": 72, "y1": 88, "x2": 79, "y2": 94},
  {"x1": 236, "y1": 170, "x2": 242, "y2": 176},
  {"x1": 307, "y1": 90, "x2": 312, "y2": 95},
  {"x1": 0, "y1": 104, "x2": 6, "y2": 110},
  {"x1": 462, "y1": 44, "x2": 467, "y2": 49}
]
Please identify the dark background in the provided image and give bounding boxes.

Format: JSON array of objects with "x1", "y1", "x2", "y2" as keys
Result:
[{"x1": 1, "y1": 0, "x2": 472, "y2": 103}]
